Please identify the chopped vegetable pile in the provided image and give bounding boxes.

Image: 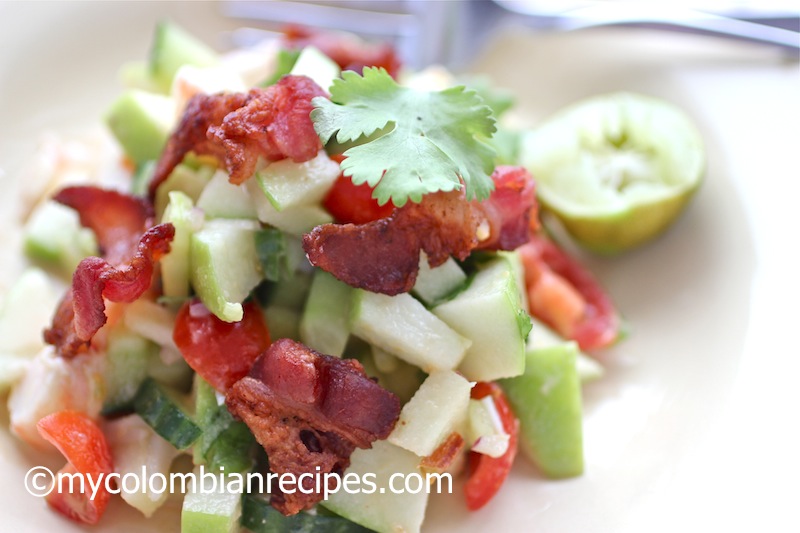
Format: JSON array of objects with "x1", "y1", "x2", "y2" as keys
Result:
[{"x1": 0, "y1": 20, "x2": 702, "y2": 533}]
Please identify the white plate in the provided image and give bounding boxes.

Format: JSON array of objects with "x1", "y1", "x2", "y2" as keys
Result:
[{"x1": 1, "y1": 2, "x2": 798, "y2": 532}]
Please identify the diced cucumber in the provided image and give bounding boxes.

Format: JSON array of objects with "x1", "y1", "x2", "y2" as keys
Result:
[
  {"x1": 181, "y1": 465, "x2": 242, "y2": 533},
  {"x1": 300, "y1": 269, "x2": 352, "y2": 357},
  {"x1": 321, "y1": 440, "x2": 429, "y2": 533},
  {"x1": 500, "y1": 343, "x2": 584, "y2": 478},
  {"x1": 262, "y1": 306, "x2": 301, "y2": 341},
  {"x1": 433, "y1": 258, "x2": 531, "y2": 381},
  {"x1": 289, "y1": 45, "x2": 341, "y2": 92},
  {"x1": 0, "y1": 267, "x2": 62, "y2": 356},
  {"x1": 254, "y1": 228, "x2": 290, "y2": 282},
  {"x1": 134, "y1": 378, "x2": 202, "y2": 450},
  {"x1": 388, "y1": 370, "x2": 472, "y2": 457},
  {"x1": 161, "y1": 191, "x2": 203, "y2": 298},
  {"x1": 104, "y1": 414, "x2": 180, "y2": 517},
  {"x1": 193, "y1": 376, "x2": 255, "y2": 473},
  {"x1": 241, "y1": 494, "x2": 371, "y2": 533},
  {"x1": 254, "y1": 151, "x2": 340, "y2": 211},
  {"x1": 196, "y1": 169, "x2": 258, "y2": 219},
  {"x1": 190, "y1": 219, "x2": 263, "y2": 322},
  {"x1": 411, "y1": 253, "x2": 467, "y2": 306},
  {"x1": 528, "y1": 316, "x2": 604, "y2": 382},
  {"x1": 23, "y1": 200, "x2": 98, "y2": 278},
  {"x1": 246, "y1": 179, "x2": 334, "y2": 235},
  {"x1": 155, "y1": 164, "x2": 214, "y2": 220},
  {"x1": 105, "y1": 89, "x2": 176, "y2": 165},
  {"x1": 350, "y1": 290, "x2": 471, "y2": 373},
  {"x1": 102, "y1": 326, "x2": 156, "y2": 415},
  {"x1": 257, "y1": 269, "x2": 312, "y2": 311},
  {"x1": 149, "y1": 21, "x2": 218, "y2": 93}
]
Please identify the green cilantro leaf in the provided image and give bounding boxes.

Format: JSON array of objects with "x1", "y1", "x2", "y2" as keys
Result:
[{"x1": 311, "y1": 67, "x2": 497, "y2": 207}]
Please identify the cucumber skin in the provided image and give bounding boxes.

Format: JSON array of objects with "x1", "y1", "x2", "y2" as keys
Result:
[
  {"x1": 134, "y1": 378, "x2": 202, "y2": 450},
  {"x1": 241, "y1": 494, "x2": 372, "y2": 533}
]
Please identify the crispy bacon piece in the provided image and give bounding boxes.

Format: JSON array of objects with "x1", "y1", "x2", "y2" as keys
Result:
[
  {"x1": 304, "y1": 190, "x2": 479, "y2": 295},
  {"x1": 148, "y1": 76, "x2": 325, "y2": 199},
  {"x1": 45, "y1": 225, "x2": 175, "y2": 357},
  {"x1": 53, "y1": 186, "x2": 152, "y2": 264},
  {"x1": 226, "y1": 338, "x2": 401, "y2": 515},
  {"x1": 474, "y1": 165, "x2": 538, "y2": 251},
  {"x1": 149, "y1": 92, "x2": 248, "y2": 199},
  {"x1": 282, "y1": 25, "x2": 401, "y2": 78},
  {"x1": 303, "y1": 166, "x2": 538, "y2": 295},
  {"x1": 44, "y1": 186, "x2": 174, "y2": 357},
  {"x1": 420, "y1": 432, "x2": 466, "y2": 474}
]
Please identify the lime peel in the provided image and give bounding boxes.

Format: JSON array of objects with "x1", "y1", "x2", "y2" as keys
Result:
[{"x1": 521, "y1": 92, "x2": 704, "y2": 254}]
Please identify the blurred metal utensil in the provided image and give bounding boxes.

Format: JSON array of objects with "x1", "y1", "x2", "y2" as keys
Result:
[{"x1": 221, "y1": 0, "x2": 799, "y2": 69}]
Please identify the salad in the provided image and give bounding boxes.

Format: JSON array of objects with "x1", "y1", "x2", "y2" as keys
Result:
[{"x1": 0, "y1": 20, "x2": 701, "y2": 533}]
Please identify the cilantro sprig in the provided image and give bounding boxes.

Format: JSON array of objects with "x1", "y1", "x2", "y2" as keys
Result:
[{"x1": 311, "y1": 67, "x2": 497, "y2": 207}]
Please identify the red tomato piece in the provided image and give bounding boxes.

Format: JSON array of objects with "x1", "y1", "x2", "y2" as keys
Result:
[
  {"x1": 465, "y1": 382, "x2": 520, "y2": 511},
  {"x1": 323, "y1": 155, "x2": 396, "y2": 224},
  {"x1": 36, "y1": 411, "x2": 114, "y2": 525},
  {"x1": 519, "y1": 233, "x2": 620, "y2": 352},
  {"x1": 173, "y1": 298, "x2": 272, "y2": 392}
]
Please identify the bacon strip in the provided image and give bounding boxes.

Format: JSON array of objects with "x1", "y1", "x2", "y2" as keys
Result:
[
  {"x1": 303, "y1": 166, "x2": 538, "y2": 295},
  {"x1": 149, "y1": 76, "x2": 325, "y2": 199},
  {"x1": 226, "y1": 338, "x2": 401, "y2": 515},
  {"x1": 44, "y1": 187, "x2": 174, "y2": 357},
  {"x1": 53, "y1": 186, "x2": 152, "y2": 264},
  {"x1": 475, "y1": 165, "x2": 538, "y2": 251}
]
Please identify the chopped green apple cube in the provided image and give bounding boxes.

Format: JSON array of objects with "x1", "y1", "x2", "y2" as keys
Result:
[
  {"x1": 528, "y1": 316, "x2": 604, "y2": 382},
  {"x1": 149, "y1": 21, "x2": 219, "y2": 93},
  {"x1": 104, "y1": 89, "x2": 176, "y2": 165},
  {"x1": 321, "y1": 440, "x2": 429, "y2": 533},
  {"x1": 411, "y1": 253, "x2": 467, "y2": 306},
  {"x1": 289, "y1": 45, "x2": 342, "y2": 92},
  {"x1": 246, "y1": 179, "x2": 334, "y2": 235},
  {"x1": 500, "y1": 342, "x2": 584, "y2": 478},
  {"x1": 23, "y1": 200, "x2": 98, "y2": 278},
  {"x1": 190, "y1": 219, "x2": 263, "y2": 322},
  {"x1": 160, "y1": 191, "x2": 203, "y2": 298},
  {"x1": 254, "y1": 152, "x2": 340, "y2": 211},
  {"x1": 388, "y1": 370, "x2": 472, "y2": 457},
  {"x1": 433, "y1": 258, "x2": 531, "y2": 381},
  {"x1": 154, "y1": 164, "x2": 214, "y2": 220},
  {"x1": 350, "y1": 290, "x2": 471, "y2": 373},
  {"x1": 196, "y1": 169, "x2": 258, "y2": 219}
]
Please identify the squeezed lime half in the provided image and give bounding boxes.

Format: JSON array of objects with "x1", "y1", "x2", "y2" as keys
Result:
[{"x1": 520, "y1": 92, "x2": 705, "y2": 254}]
